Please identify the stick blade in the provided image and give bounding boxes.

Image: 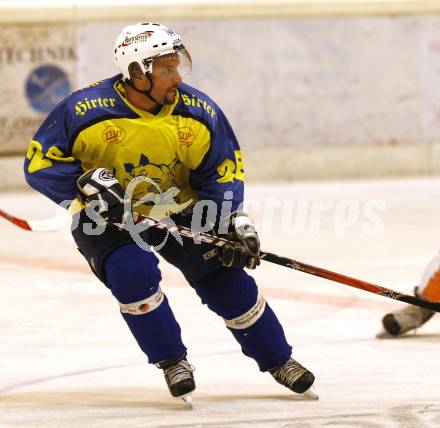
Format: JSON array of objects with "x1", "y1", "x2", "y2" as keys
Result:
[{"x1": 0, "y1": 208, "x2": 69, "y2": 232}]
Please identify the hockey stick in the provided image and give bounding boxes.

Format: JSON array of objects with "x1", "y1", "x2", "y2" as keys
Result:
[
  {"x1": 0, "y1": 208, "x2": 68, "y2": 231},
  {"x1": 1, "y1": 207, "x2": 440, "y2": 313},
  {"x1": 140, "y1": 218, "x2": 440, "y2": 312}
]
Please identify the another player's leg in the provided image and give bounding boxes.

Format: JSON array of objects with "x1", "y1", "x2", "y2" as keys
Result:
[{"x1": 380, "y1": 255, "x2": 439, "y2": 336}]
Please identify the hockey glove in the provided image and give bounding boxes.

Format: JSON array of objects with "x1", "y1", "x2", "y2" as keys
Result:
[
  {"x1": 220, "y1": 211, "x2": 261, "y2": 269},
  {"x1": 77, "y1": 168, "x2": 127, "y2": 226}
]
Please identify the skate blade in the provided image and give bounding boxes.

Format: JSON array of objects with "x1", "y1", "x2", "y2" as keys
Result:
[
  {"x1": 376, "y1": 328, "x2": 418, "y2": 339},
  {"x1": 376, "y1": 328, "x2": 394, "y2": 339},
  {"x1": 181, "y1": 393, "x2": 193, "y2": 407},
  {"x1": 302, "y1": 385, "x2": 319, "y2": 400}
]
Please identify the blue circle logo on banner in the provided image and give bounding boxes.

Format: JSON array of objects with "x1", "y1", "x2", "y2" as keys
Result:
[{"x1": 25, "y1": 65, "x2": 71, "y2": 113}]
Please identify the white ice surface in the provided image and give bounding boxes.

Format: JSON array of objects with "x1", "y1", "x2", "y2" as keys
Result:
[{"x1": 1, "y1": 178, "x2": 440, "y2": 427}]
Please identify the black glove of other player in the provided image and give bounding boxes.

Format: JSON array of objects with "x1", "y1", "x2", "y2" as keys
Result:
[
  {"x1": 220, "y1": 211, "x2": 261, "y2": 269},
  {"x1": 77, "y1": 168, "x2": 127, "y2": 226}
]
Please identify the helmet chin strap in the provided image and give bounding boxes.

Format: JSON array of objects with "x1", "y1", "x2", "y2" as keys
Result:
[{"x1": 126, "y1": 73, "x2": 163, "y2": 106}]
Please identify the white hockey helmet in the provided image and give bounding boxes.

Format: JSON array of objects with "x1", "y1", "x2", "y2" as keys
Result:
[{"x1": 113, "y1": 22, "x2": 192, "y2": 80}]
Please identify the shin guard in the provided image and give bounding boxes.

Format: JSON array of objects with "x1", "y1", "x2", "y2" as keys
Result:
[
  {"x1": 194, "y1": 268, "x2": 292, "y2": 371},
  {"x1": 105, "y1": 244, "x2": 186, "y2": 363}
]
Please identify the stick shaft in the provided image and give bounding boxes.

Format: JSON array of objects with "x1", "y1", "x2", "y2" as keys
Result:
[
  {"x1": 2, "y1": 208, "x2": 439, "y2": 312},
  {"x1": 0, "y1": 209, "x2": 32, "y2": 230},
  {"x1": 140, "y1": 218, "x2": 440, "y2": 312},
  {"x1": 260, "y1": 252, "x2": 440, "y2": 312}
]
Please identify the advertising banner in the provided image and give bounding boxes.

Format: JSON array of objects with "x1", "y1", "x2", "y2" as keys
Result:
[{"x1": 0, "y1": 23, "x2": 76, "y2": 155}]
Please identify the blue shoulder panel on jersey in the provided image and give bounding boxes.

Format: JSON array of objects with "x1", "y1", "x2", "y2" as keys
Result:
[
  {"x1": 25, "y1": 75, "x2": 141, "y2": 205},
  {"x1": 174, "y1": 83, "x2": 244, "y2": 213},
  {"x1": 173, "y1": 83, "x2": 219, "y2": 133},
  {"x1": 65, "y1": 75, "x2": 140, "y2": 152}
]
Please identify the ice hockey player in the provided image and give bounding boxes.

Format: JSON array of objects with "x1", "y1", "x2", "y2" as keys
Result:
[
  {"x1": 381, "y1": 254, "x2": 438, "y2": 336},
  {"x1": 24, "y1": 22, "x2": 317, "y2": 402}
]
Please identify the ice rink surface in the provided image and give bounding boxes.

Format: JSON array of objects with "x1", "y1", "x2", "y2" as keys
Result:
[{"x1": 0, "y1": 178, "x2": 439, "y2": 428}]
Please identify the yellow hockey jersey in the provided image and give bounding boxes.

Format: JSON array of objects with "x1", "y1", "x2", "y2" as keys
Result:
[{"x1": 24, "y1": 75, "x2": 245, "y2": 219}]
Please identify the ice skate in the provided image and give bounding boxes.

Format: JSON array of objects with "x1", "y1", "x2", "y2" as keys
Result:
[
  {"x1": 269, "y1": 358, "x2": 318, "y2": 400},
  {"x1": 381, "y1": 304, "x2": 434, "y2": 337},
  {"x1": 381, "y1": 288, "x2": 435, "y2": 337},
  {"x1": 157, "y1": 355, "x2": 195, "y2": 403}
]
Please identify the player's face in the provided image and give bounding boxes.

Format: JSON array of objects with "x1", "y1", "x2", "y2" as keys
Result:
[{"x1": 150, "y1": 55, "x2": 183, "y2": 105}]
